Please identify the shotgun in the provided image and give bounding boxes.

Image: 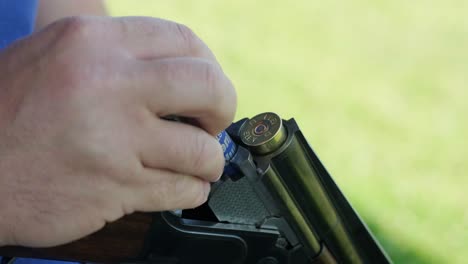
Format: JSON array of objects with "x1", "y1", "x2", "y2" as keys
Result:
[{"x1": 0, "y1": 112, "x2": 392, "y2": 264}]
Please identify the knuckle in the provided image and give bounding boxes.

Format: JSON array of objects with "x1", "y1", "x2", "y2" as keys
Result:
[
  {"x1": 132, "y1": 108, "x2": 154, "y2": 131},
  {"x1": 189, "y1": 134, "x2": 224, "y2": 181},
  {"x1": 172, "y1": 22, "x2": 209, "y2": 55},
  {"x1": 174, "y1": 22, "x2": 198, "y2": 47},
  {"x1": 189, "y1": 133, "x2": 212, "y2": 172},
  {"x1": 220, "y1": 78, "x2": 237, "y2": 127},
  {"x1": 201, "y1": 62, "x2": 224, "y2": 102},
  {"x1": 39, "y1": 18, "x2": 103, "y2": 91},
  {"x1": 58, "y1": 16, "x2": 96, "y2": 41},
  {"x1": 189, "y1": 181, "x2": 209, "y2": 209},
  {"x1": 158, "y1": 176, "x2": 207, "y2": 210},
  {"x1": 160, "y1": 60, "x2": 179, "y2": 81},
  {"x1": 201, "y1": 62, "x2": 237, "y2": 129},
  {"x1": 219, "y1": 84, "x2": 237, "y2": 129},
  {"x1": 150, "y1": 183, "x2": 168, "y2": 210}
]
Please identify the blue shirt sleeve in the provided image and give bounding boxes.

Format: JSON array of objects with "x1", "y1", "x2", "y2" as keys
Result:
[
  {"x1": 0, "y1": 0, "x2": 39, "y2": 50},
  {"x1": 0, "y1": 258, "x2": 76, "y2": 264}
]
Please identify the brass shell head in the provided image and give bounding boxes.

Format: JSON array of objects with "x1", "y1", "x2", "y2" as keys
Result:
[{"x1": 239, "y1": 112, "x2": 287, "y2": 155}]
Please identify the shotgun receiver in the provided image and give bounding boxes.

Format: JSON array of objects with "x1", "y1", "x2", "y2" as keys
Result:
[{"x1": 0, "y1": 112, "x2": 392, "y2": 264}]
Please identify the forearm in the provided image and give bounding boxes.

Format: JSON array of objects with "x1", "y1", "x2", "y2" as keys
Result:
[{"x1": 35, "y1": 0, "x2": 107, "y2": 30}]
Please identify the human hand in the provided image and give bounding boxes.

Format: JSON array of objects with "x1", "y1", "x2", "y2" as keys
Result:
[{"x1": 0, "y1": 16, "x2": 236, "y2": 247}]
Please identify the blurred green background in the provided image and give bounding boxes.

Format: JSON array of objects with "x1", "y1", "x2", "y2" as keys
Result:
[{"x1": 106, "y1": 1, "x2": 467, "y2": 263}]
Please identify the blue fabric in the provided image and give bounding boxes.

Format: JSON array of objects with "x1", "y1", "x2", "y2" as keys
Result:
[
  {"x1": 0, "y1": 258, "x2": 76, "y2": 264},
  {"x1": 0, "y1": 1, "x2": 78, "y2": 263},
  {"x1": 0, "y1": 0, "x2": 38, "y2": 50}
]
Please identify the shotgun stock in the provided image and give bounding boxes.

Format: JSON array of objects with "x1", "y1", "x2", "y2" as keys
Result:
[{"x1": 0, "y1": 112, "x2": 392, "y2": 264}]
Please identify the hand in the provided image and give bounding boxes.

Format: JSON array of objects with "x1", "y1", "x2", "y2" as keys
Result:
[{"x1": 0, "y1": 16, "x2": 236, "y2": 247}]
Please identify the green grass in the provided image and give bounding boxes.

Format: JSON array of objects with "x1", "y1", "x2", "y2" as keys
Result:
[{"x1": 106, "y1": 1, "x2": 468, "y2": 263}]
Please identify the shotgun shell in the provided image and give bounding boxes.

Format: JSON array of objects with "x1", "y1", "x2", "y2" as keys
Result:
[
  {"x1": 216, "y1": 130, "x2": 237, "y2": 162},
  {"x1": 216, "y1": 130, "x2": 239, "y2": 178},
  {"x1": 239, "y1": 112, "x2": 287, "y2": 155}
]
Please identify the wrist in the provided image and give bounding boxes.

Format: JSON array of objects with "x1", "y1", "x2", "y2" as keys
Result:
[
  {"x1": 0, "y1": 156, "x2": 15, "y2": 247},
  {"x1": 0, "y1": 203, "x2": 15, "y2": 247},
  {"x1": 0, "y1": 211, "x2": 12, "y2": 246}
]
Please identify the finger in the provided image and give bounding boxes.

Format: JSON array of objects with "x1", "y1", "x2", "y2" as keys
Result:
[
  {"x1": 112, "y1": 16, "x2": 217, "y2": 61},
  {"x1": 137, "y1": 118, "x2": 225, "y2": 183},
  {"x1": 130, "y1": 168, "x2": 211, "y2": 211},
  {"x1": 124, "y1": 57, "x2": 237, "y2": 135}
]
